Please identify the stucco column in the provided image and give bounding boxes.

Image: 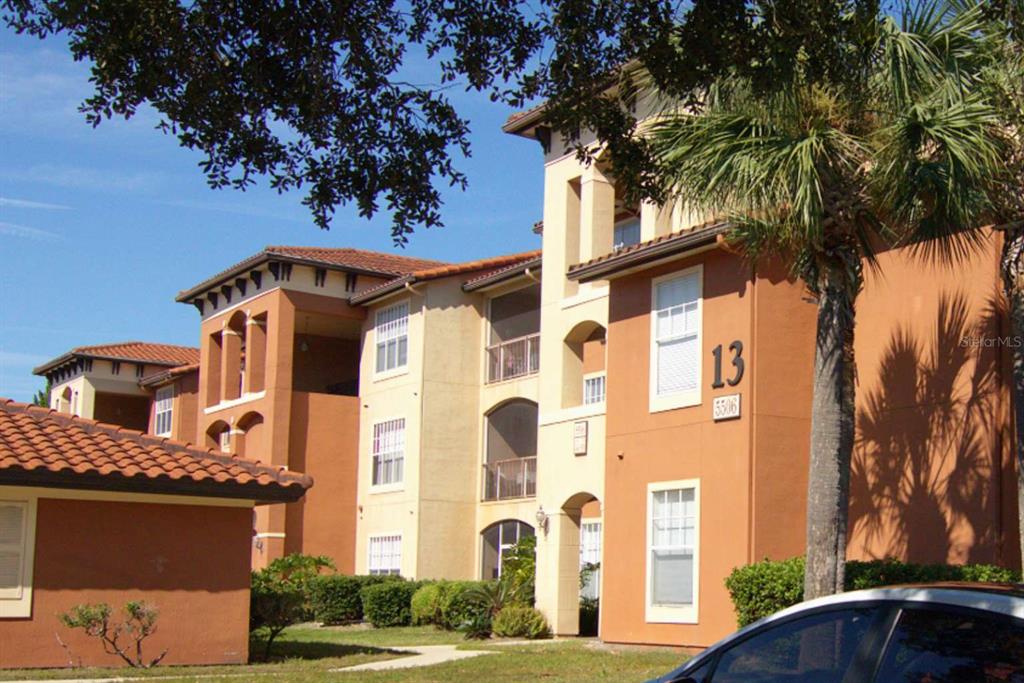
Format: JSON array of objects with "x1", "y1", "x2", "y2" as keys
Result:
[
  {"x1": 535, "y1": 511, "x2": 582, "y2": 636},
  {"x1": 579, "y1": 167, "x2": 615, "y2": 264},
  {"x1": 641, "y1": 199, "x2": 672, "y2": 242},
  {"x1": 221, "y1": 326, "x2": 242, "y2": 402}
]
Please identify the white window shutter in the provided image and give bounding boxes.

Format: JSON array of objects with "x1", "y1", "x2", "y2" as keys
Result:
[{"x1": 0, "y1": 503, "x2": 26, "y2": 599}]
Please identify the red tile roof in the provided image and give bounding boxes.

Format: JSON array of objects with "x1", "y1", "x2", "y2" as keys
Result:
[
  {"x1": 0, "y1": 399, "x2": 311, "y2": 503},
  {"x1": 463, "y1": 254, "x2": 543, "y2": 291},
  {"x1": 138, "y1": 362, "x2": 200, "y2": 389},
  {"x1": 34, "y1": 342, "x2": 200, "y2": 376},
  {"x1": 503, "y1": 103, "x2": 548, "y2": 134},
  {"x1": 567, "y1": 219, "x2": 733, "y2": 283},
  {"x1": 176, "y1": 246, "x2": 449, "y2": 302},
  {"x1": 350, "y1": 251, "x2": 542, "y2": 305}
]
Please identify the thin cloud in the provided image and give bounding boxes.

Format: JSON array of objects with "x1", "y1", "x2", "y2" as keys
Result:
[
  {"x1": 0, "y1": 221, "x2": 61, "y2": 242},
  {"x1": 0, "y1": 197, "x2": 71, "y2": 210},
  {"x1": 0, "y1": 164, "x2": 162, "y2": 193}
]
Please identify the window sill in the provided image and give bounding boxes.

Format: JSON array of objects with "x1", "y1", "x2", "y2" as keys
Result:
[
  {"x1": 368, "y1": 484, "x2": 405, "y2": 495},
  {"x1": 645, "y1": 603, "x2": 699, "y2": 624},
  {"x1": 649, "y1": 390, "x2": 701, "y2": 414},
  {"x1": 372, "y1": 367, "x2": 410, "y2": 383},
  {"x1": 204, "y1": 391, "x2": 267, "y2": 415}
]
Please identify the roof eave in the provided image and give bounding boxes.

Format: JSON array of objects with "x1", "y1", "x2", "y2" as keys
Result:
[
  {"x1": 568, "y1": 223, "x2": 733, "y2": 283},
  {"x1": 462, "y1": 258, "x2": 543, "y2": 292},
  {"x1": 0, "y1": 468, "x2": 310, "y2": 504},
  {"x1": 349, "y1": 275, "x2": 416, "y2": 306}
]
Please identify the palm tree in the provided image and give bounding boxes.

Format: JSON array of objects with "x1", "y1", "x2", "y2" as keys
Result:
[{"x1": 647, "y1": 0, "x2": 1013, "y2": 598}]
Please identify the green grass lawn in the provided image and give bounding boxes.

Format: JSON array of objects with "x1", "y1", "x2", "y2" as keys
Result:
[{"x1": 0, "y1": 626, "x2": 685, "y2": 682}]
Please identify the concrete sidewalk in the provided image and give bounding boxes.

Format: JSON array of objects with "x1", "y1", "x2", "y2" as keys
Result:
[{"x1": 333, "y1": 644, "x2": 495, "y2": 672}]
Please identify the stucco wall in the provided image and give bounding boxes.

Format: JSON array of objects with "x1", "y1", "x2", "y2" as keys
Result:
[{"x1": 0, "y1": 497, "x2": 251, "y2": 669}]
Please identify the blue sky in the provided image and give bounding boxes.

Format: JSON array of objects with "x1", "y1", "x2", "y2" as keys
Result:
[{"x1": 0, "y1": 29, "x2": 545, "y2": 402}]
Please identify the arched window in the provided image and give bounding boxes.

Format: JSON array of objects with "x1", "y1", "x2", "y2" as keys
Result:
[
  {"x1": 206, "y1": 420, "x2": 231, "y2": 452},
  {"x1": 480, "y1": 520, "x2": 534, "y2": 580}
]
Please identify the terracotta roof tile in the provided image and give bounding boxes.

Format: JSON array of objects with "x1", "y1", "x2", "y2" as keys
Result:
[
  {"x1": 176, "y1": 246, "x2": 449, "y2": 302},
  {"x1": 463, "y1": 254, "x2": 543, "y2": 291},
  {"x1": 0, "y1": 399, "x2": 311, "y2": 503},
  {"x1": 35, "y1": 342, "x2": 200, "y2": 376},
  {"x1": 138, "y1": 362, "x2": 200, "y2": 388},
  {"x1": 350, "y1": 250, "x2": 542, "y2": 305}
]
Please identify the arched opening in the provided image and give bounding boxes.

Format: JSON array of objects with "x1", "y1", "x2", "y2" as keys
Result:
[
  {"x1": 561, "y1": 322, "x2": 607, "y2": 409},
  {"x1": 480, "y1": 519, "x2": 534, "y2": 580},
  {"x1": 541, "y1": 492, "x2": 602, "y2": 637},
  {"x1": 224, "y1": 311, "x2": 247, "y2": 401},
  {"x1": 58, "y1": 387, "x2": 72, "y2": 414},
  {"x1": 206, "y1": 420, "x2": 231, "y2": 452},
  {"x1": 235, "y1": 412, "x2": 265, "y2": 460},
  {"x1": 482, "y1": 399, "x2": 538, "y2": 501}
]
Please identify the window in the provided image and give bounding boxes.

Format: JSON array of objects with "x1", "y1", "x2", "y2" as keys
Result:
[
  {"x1": 372, "y1": 418, "x2": 405, "y2": 487},
  {"x1": 0, "y1": 499, "x2": 35, "y2": 618},
  {"x1": 375, "y1": 302, "x2": 409, "y2": 374},
  {"x1": 481, "y1": 521, "x2": 534, "y2": 580},
  {"x1": 219, "y1": 429, "x2": 231, "y2": 452},
  {"x1": 711, "y1": 608, "x2": 881, "y2": 682},
  {"x1": 614, "y1": 217, "x2": 641, "y2": 250},
  {"x1": 875, "y1": 607, "x2": 1024, "y2": 682},
  {"x1": 646, "y1": 480, "x2": 699, "y2": 623},
  {"x1": 368, "y1": 534, "x2": 401, "y2": 575},
  {"x1": 111, "y1": 361, "x2": 121, "y2": 375},
  {"x1": 154, "y1": 386, "x2": 174, "y2": 436},
  {"x1": 583, "y1": 373, "x2": 606, "y2": 405},
  {"x1": 580, "y1": 521, "x2": 602, "y2": 600},
  {"x1": 651, "y1": 267, "x2": 702, "y2": 411}
]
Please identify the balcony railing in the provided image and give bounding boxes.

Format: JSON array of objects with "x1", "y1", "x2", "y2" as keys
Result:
[
  {"x1": 482, "y1": 456, "x2": 537, "y2": 501},
  {"x1": 487, "y1": 333, "x2": 540, "y2": 383}
]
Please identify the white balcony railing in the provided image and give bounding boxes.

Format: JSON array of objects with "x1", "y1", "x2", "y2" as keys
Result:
[
  {"x1": 487, "y1": 333, "x2": 540, "y2": 383},
  {"x1": 482, "y1": 456, "x2": 537, "y2": 501}
]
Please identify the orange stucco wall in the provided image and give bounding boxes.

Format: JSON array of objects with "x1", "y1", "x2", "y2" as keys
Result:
[
  {"x1": 284, "y1": 392, "x2": 360, "y2": 572},
  {"x1": 600, "y1": 232, "x2": 1018, "y2": 648},
  {"x1": 0, "y1": 498, "x2": 251, "y2": 669}
]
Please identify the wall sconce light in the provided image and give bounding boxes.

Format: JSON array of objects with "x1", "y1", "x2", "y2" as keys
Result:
[{"x1": 535, "y1": 506, "x2": 549, "y2": 535}]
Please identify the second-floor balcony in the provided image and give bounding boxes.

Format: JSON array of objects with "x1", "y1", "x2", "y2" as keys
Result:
[
  {"x1": 482, "y1": 456, "x2": 537, "y2": 501},
  {"x1": 487, "y1": 333, "x2": 540, "y2": 383}
]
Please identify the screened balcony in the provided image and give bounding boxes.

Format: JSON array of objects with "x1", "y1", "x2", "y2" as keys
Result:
[
  {"x1": 482, "y1": 456, "x2": 537, "y2": 501},
  {"x1": 481, "y1": 399, "x2": 538, "y2": 501},
  {"x1": 486, "y1": 284, "x2": 540, "y2": 384}
]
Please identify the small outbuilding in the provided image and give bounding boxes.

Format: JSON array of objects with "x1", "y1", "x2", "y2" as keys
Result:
[{"x1": 0, "y1": 398, "x2": 312, "y2": 669}]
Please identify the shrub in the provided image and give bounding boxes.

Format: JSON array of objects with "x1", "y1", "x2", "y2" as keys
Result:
[
  {"x1": 439, "y1": 580, "x2": 491, "y2": 630},
  {"x1": 361, "y1": 580, "x2": 418, "y2": 628},
  {"x1": 60, "y1": 601, "x2": 167, "y2": 669},
  {"x1": 460, "y1": 611, "x2": 493, "y2": 640},
  {"x1": 250, "y1": 569, "x2": 306, "y2": 660},
  {"x1": 579, "y1": 597, "x2": 599, "y2": 637},
  {"x1": 311, "y1": 574, "x2": 401, "y2": 625},
  {"x1": 492, "y1": 606, "x2": 551, "y2": 639},
  {"x1": 726, "y1": 557, "x2": 1022, "y2": 627},
  {"x1": 411, "y1": 581, "x2": 449, "y2": 626},
  {"x1": 501, "y1": 535, "x2": 537, "y2": 605},
  {"x1": 464, "y1": 579, "x2": 526, "y2": 617},
  {"x1": 725, "y1": 557, "x2": 806, "y2": 627}
]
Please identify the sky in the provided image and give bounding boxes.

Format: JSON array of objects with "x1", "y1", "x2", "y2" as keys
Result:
[{"x1": 0, "y1": 28, "x2": 545, "y2": 402}]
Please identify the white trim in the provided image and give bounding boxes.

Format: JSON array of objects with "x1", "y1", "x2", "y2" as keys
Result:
[
  {"x1": 0, "y1": 498, "x2": 36, "y2": 618},
  {"x1": 583, "y1": 371, "x2": 607, "y2": 406},
  {"x1": 0, "y1": 486, "x2": 254, "y2": 508},
  {"x1": 254, "y1": 532, "x2": 286, "y2": 539},
  {"x1": 559, "y1": 285, "x2": 609, "y2": 311},
  {"x1": 373, "y1": 300, "x2": 410, "y2": 377},
  {"x1": 204, "y1": 390, "x2": 267, "y2": 415},
  {"x1": 154, "y1": 385, "x2": 174, "y2": 436},
  {"x1": 539, "y1": 403, "x2": 606, "y2": 427},
  {"x1": 370, "y1": 416, "x2": 406, "y2": 488},
  {"x1": 645, "y1": 478, "x2": 700, "y2": 624},
  {"x1": 367, "y1": 532, "x2": 403, "y2": 576},
  {"x1": 649, "y1": 265, "x2": 703, "y2": 414}
]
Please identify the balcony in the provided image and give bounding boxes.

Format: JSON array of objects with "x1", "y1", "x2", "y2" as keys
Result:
[
  {"x1": 482, "y1": 456, "x2": 537, "y2": 501},
  {"x1": 487, "y1": 333, "x2": 540, "y2": 384}
]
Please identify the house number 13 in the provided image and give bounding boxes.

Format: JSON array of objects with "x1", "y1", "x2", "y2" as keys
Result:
[{"x1": 711, "y1": 341, "x2": 745, "y2": 388}]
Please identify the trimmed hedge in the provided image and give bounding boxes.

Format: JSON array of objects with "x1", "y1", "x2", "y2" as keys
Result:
[
  {"x1": 311, "y1": 574, "x2": 402, "y2": 625},
  {"x1": 361, "y1": 580, "x2": 420, "y2": 628},
  {"x1": 726, "y1": 557, "x2": 1021, "y2": 627},
  {"x1": 492, "y1": 606, "x2": 551, "y2": 639},
  {"x1": 411, "y1": 581, "x2": 449, "y2": 626},
  {"x1": 439, "y1": 580, "x2": 491, "y2": 630}
]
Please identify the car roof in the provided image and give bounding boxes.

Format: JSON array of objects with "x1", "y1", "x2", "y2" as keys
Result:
[{"x1": 787, "y1": 583, "x2": 1024, "y2": 620}]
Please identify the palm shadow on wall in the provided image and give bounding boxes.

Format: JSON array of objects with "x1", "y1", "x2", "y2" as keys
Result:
[{"x1": 850, "y1": 291, "x2": 1008, "y2": 564}]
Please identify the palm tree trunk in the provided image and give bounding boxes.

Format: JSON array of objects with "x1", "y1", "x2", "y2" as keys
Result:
[
  {"x1": 1001, "y1": 227, "x2": 1024, "y2": 570},
  {"x1": 804, "y1": 268, "x2": 858, "y2": 600}
]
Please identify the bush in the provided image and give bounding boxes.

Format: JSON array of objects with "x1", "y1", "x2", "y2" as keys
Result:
[
  {"x1": 361, "y1": 580, "x2": 418, "y2": 628},
  {"x1": 492, "y1": 606, "x2": 551, "y2": 639},
  {"x1": 579, "y1": 597, "x2": 599, "y2": 637},
  {"x1": 261, "y1": 554, "x2": 335, "y2": 620},
  {"x1": 411, "y1": 582, "x2": 449, "y2": 626},
  {"x1": 311, "y1": 574, "x2": 401, "y2": 625},
  {"x1": 250, "y1": 570, "x2": 305, "y2": 660},
  {"x1": 439, "y1": 580, "x2": 491, "y2": 630},
  {"x1": 726, "y1": 557, "x2": 1022, "y2": 627},
  {"x1": 501, "y1": 535, "x2": 537, "y2": 605},
  {"x1": 60, "y1": 601, "x2": 167, "y2": 669}
]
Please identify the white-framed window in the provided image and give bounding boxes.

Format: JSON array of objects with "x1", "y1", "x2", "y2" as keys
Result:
[
  {"x1": 375, "y1": 301, "x2": 409, "y2": 375},
  {"x1": 580, "y1": 520, "x2": 602, "y2": 600},
  {"x1": 368, "y1": 534, "x2": 402, "y2": 575},
  {"x1": 372, "y1": 418, "x2": 405, "y2": 487},
  {"x1": 650, "y1": 266, "x2": 702, "y2": 412},
  {"x1": 0, "y1": 498, "x2": 37, "y2": 618},
  {"x1": 583, "y1": 372, "x2": 606, "y2": 405},
  {"x1": 613, "y1": 217, "x2": 641, "y2": 250},
  {"x1": 219, "y1": 430, "x2": 231, "y2": 453},
  {"x1": 154, "y1": 386, "x2": 174, "y2": 436},
  {"x1": 646, "y1": 479, "x2": 699, "y2": 624}
]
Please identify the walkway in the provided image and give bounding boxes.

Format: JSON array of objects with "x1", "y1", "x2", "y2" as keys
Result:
[{"x1": 333, "y1": 644, "x2": 496, "y2": 672}]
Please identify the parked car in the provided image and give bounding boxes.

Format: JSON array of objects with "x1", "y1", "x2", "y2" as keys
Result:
[{"x1": 648, "y1": 583, "x2": 1024, "y2": 682}]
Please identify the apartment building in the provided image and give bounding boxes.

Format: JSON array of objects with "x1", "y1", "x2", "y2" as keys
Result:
[
  {"x1": 348, "y1": 251, "x2": 542, "y2": 580},
  {"x1": 506, "y1": 108, "x2": 1020, "y2": 647}
]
